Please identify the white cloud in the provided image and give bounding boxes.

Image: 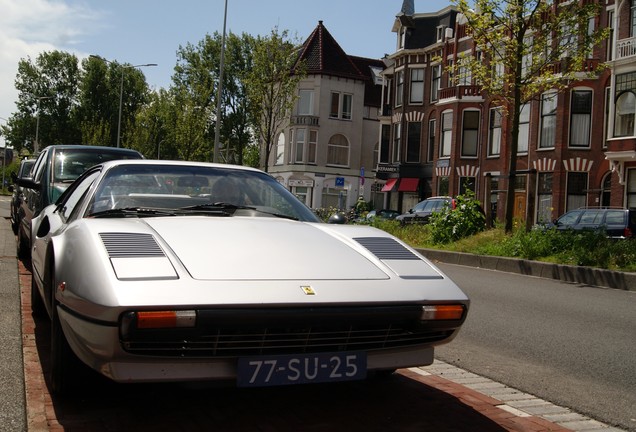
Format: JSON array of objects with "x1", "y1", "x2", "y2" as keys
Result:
[{"x1": 0, "y1": 0, "x2": 104, "y2": 127}]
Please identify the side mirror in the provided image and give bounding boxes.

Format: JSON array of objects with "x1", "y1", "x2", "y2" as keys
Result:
[
  {"x1": 328, "y1": 213, "x2": 347, "y2": 224},
  {"x1": 16, "y1": 177, "x2": 40, "y2": 190}
]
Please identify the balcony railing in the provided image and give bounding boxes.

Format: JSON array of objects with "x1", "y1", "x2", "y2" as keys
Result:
[
  {"x1": 617, "y1": 37, "x2": 636, "y2": 61},
  {"x1": 290, "y1": 115, "x2": 319, "y2": 126},
  {"x1": 438, "y1": 85, "x2": 482, "y2": 100}
]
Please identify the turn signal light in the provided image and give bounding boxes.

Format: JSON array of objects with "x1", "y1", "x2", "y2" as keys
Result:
[
  {"x1": 421, "y1": 305, "x2": 465, "y2": 321},
  {"x1": 136, "y1": 310, "x2": 196, "y2": 329}
]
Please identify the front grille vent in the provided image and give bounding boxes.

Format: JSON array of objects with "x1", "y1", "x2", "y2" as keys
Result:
[
  {"x1": 100, "y1": 232, "x2": 165, "y2": 258},
  {"x1": 122, "y1": 324, "x2": 453, "y2": 357},
  {"x1": 354, "y1": 237, "x2": 420, "y2": 261}
]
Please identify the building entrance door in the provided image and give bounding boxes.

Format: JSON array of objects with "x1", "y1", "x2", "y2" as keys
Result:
[{"x1": 514, "y1": 192, "x2": 526, "y2": 222}]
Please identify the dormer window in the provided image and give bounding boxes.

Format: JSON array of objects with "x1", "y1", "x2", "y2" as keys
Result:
[
  {"x1": 398, "y1": 26, "x2": 407, "y2": 50},
  {"x1": 436, "y1": 26, "x2": 446, "y2": 43}
]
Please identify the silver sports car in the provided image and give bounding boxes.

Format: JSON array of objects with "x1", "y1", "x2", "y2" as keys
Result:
[{"x1": 30, "y1": 160, "x2": 469, "y2": 395}]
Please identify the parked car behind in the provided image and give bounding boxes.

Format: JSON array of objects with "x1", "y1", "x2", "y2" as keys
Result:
[
  {"x1": 29, "y1": 159, "x2": 469, "y2": 395},
  {"x1": 547, "y1": 207, "x2": 636, "y2": 239},
  {"x1": 15, "y1": 144, "x2": 143, "y2": 258},
  {"x1": 9, "y1": 158, "x2": 36, "y2": 234},
  {"x1": 355, "y1": 209, "x2": 400, "y2": 224},
  {"x1": 396, "y1": 196, "x2": 456, "y2": 225}
]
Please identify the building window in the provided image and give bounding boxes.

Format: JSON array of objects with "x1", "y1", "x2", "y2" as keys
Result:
[
  {"x1": 406, "y1": 122, "x2": 421, "y2": 163},
  {"x1": 518, "y1": 103, "x2": 530, "y2": 153},
  {"x1": 380, "y1": 124, "x2": 391, "y2": 163},
  {"x1": 431, "y1": 65, "x2": 441, "y2": 102},
  {"x1": 457, "y1": 57, "x2": 471, "y2": 86},
  {"x1": 292, "y1": 186, "x2": 310, "y2": 206},
  {"x1": 398, "y1": 26, "x2": 406, "y2": 50},
  {"x1": 288, "y1": 129, "x2": 294, "y2": 163},
  {"x1": 615, "y1": 92, "x2": 636, "y2": 137},
  {"x1": 393, "y1": 123, "x2": 402, "y2": 162},
  {"x1": 308, "y1": 130, "x2": 317, "y2": 164},
  {"x1": 294, "y1": 128, "x2": 305, "y2": 163},
  {"x1": 489, "y1": 108, "x2": 502, "y2": 156},
  {"x1": 428, "y1": 118, "x2": 436, "y2": 162},
  {"x1": 461, "y1": 110, "x2": 479, "y2": 157},
  {"x1": 322, "y1": 186, "x2": 347, "y2": 210},
  {"x1": 396, "y1": 70, "x2": 404, "y2": 107},
  {"x1": 327, "y1": 134, "x2": 349, "y2": 167},
  {"x1": 410, "y1": 68, "x2": 424, "y2": 104},
  {"x1": 440, "y1": 112, "x2": 453, "y2": 157},
  {"x1": 570, "y1": 90, "x2": 592, "y2": 148},
  {"x1": 628, "y1": 169, "x2": 636, "y2": 208},
  {"x1": 540, "y1": 91, "x2": 557, "y2": 149},
  {"x1": 330, "y1": 92, "x2": 353, "y2": 120},
  {"x1": 275, "y1": 132, "x2": 285, "y2": 165},
  {"x1": 566, "y1": 172, "x2": 588, "y2": 211},
  {"x1": 459, "y1": 177, "x2": 476, "y2": 195},
  {"x1": 537, "y1": 172, "x2": 553, "y2": 224},
  {"x1": 604, "y1": 87, "x2": 610, "y2": 148},
  {"x1": 632, "y1": 3, "x2": 636, "y2": 37},
  {"x1": 438, "y1": 176, "x2": 449, "y2": 196},
  {"x1": 607, "y1": 10, "x2": 615, "y2": 62},
  {"x1": 298, "y1": 90, "x2": 313, "y2": 115}
]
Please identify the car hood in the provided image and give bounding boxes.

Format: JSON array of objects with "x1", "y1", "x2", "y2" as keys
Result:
[{"x1": 128, "y1": 217, "x2": 445, "y2": 281}]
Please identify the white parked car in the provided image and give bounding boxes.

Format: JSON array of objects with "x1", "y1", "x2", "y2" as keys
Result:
[{"x1": 30, "y1": 159, "x2": 469, "y2": 394}]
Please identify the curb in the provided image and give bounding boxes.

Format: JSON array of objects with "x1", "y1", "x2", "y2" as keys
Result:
[{"x1": 416, "y1": 248, "x2": 636, "y2": 291}]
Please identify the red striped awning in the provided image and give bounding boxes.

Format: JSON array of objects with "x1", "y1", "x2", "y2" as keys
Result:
[
  {"x1": 397, "y1": 178, "x2": 419, "y2": 192},
  {"x1": 381, "y1": 178, "x2": 398, "y2": 192}
]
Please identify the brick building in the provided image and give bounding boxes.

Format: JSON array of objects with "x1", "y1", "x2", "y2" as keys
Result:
[{"x1": 377, "y1": 0, "x2": 636, "y2": 225}]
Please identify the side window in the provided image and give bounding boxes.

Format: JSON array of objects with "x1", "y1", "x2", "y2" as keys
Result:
[
  {"x1": 31, "y1": 150, "x2": 48, "y2": 183},
  {"x1": 604, "y1": 210, "x2": 625, "y2": 224},
  {"x1": 60, "y1": 171, "x2": 100, "y2": 221}
]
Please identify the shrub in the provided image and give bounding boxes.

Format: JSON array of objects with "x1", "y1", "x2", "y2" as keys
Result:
[{"x1": 427, "y1": 191, "x2": 486, "y2": 244}]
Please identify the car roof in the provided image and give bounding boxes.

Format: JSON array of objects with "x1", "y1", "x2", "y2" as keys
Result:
[{"x1": 96, "y1": 158, "x2": 264, "y2": 173}]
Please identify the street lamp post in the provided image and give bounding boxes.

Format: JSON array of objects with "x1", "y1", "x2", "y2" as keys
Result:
[
  {"x1": 34, "y1": 96, "x2": 53, "y2": 154},
  {"x1": 0, "y1": 116, "x2": 7, "y2": 191},
  {"x1": 90, "y1": 55, "x2": 157, "y2": 147},
  {"x1": 213, "y1": 0, "x2": 228, "y2": 163}
]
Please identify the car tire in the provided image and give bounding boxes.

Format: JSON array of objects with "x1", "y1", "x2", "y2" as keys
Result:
[
  {"x1": 16, "y1": 226, "x2": 29, "y2": 260},
  {"x1": 30, "y1": 276, "x2": 46, "y2": 318},
  {"x1": 49, "y1": 266, "x2": 82, "y2": 396}
]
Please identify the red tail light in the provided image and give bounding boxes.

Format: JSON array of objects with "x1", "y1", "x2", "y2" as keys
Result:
[{"x1": 624, "y1": 227, "x2": 632, "y2": 238}]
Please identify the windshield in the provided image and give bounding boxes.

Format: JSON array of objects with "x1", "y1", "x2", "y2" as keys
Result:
[
  {"x1": 87, "y1": 164, "x2": 321, "y2": 222},
  {"x1": 53, "y1": 149, "x2": 141, "y2": 183}
]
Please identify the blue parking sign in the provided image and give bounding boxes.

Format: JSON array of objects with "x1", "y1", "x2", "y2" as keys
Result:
[{"x1": 335, "y1": 177, "x2": 345, "y2": 187}]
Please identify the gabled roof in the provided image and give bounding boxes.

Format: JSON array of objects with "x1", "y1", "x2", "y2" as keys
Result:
[
  {"x1": 296, "y1": 21, "x2": 366, "y2": 80},
  {"x1": 295, "y1": 21, "x2": 384, "y2": 107}
]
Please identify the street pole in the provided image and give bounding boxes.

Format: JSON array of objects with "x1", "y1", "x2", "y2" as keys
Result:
[
  {"x1": 0, "y1": 117, "x2": 7, "y2": 191},
  {"x1": 213, "y1": 0, "x2": 228, "y2": 163},
  {"x1": 90, "y1": 55, "x2": 157, "y2": 147},
  {"x1": 34, "y1": 96, "x2": 52, "y2": 154}
]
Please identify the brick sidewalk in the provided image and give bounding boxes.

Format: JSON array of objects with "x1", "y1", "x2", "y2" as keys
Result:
[{"x1": 18, "y1": 258, "x2": 620, "y2": 432}]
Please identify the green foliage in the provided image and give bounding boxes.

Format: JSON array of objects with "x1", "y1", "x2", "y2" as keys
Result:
[
  {"x1": 244, "y1": 27, "x2": 307, "y2": 171},
  {"x1": 427, "y1": 192, "x2": 486, "y2": 244}
]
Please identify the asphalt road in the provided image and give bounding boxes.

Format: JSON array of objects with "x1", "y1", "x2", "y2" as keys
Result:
[{"x1": 435, "y1": 262, "x2": 636, "y2": 432}]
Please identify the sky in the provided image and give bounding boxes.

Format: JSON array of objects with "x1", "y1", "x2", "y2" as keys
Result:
[{"x1": 0, "y1": 0, "x2": 451, "y2": 145}]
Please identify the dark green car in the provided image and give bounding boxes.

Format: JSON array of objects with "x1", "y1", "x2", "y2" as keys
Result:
[{"x1": 15, "y1": 145, "x2": 143, "y2": 258}]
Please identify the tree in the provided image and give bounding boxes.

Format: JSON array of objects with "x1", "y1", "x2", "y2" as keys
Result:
[
  {"x1": 7, "y1": 51, "x2": 82, "y2": 153},
  {"x1": 172, "y1": 31, "x2": 256, "y2": 164},
  {"x1": 245, "y1": 27, "x2": 306, "y2": 172},
  {"x1": 78, "y1": 56, "x2": 154, "y2": 148},
  {"x1": 452, "y1": 0, "x2": 608, "y2": 232}
]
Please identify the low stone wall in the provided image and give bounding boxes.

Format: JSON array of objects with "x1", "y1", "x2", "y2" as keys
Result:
[{"x1": 416, "y1": 248, "x2": 636, "y2": 291}]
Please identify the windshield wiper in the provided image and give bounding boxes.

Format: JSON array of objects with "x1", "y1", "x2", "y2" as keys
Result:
[
  {"x1": 88, "y1": 207, "x2": 179, "y2": 218},
  {"x1": 180, "y1": 203, "x2": 299, "y2": 221}
]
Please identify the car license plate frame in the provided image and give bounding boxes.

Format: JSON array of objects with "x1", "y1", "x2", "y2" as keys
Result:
[{"x1": 237, "y1": 351, "x2": 367, "y2": 387}]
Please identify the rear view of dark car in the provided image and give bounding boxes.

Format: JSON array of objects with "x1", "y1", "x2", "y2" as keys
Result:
[
  {"x1": 10, "y1": 158, "x2": 36, "y2": 233},
  {"x1": 396, "y1": 196, "x2": 456, "y2": 225},
  {"x1": 550, "y1": 208, "x2": 636, "y2": 239},
  {"x1": 15, "y1": 145, "x2": 144, "y2": 258}
]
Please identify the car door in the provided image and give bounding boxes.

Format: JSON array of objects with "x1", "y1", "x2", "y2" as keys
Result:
[
  {"x1": 19, "y1": 150, "x2": 49, "y2": 241},
  {"x1": 31, "y1": 168, "x2": 101, "y2": 287}
]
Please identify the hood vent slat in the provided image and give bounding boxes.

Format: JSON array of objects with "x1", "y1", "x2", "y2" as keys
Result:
[
  {"x1": 100, "y1": 232, "x2": 165, "y2": 258},
  {"x1": 354, "y1": 237, "x2": 420, "y2": 261}
]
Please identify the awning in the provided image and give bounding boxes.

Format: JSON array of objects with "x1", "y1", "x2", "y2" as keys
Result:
[
  {"x1": 381, "y1": 178, "x2": 398, "y2": 192},
  {"x1": 397, "y1": 177, "x2": 420, "y2": 192}
]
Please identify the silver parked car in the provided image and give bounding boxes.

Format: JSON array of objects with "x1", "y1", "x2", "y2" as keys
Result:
[{"x1": 30, "y1": 160, "x2": 469, "y2": 394}]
